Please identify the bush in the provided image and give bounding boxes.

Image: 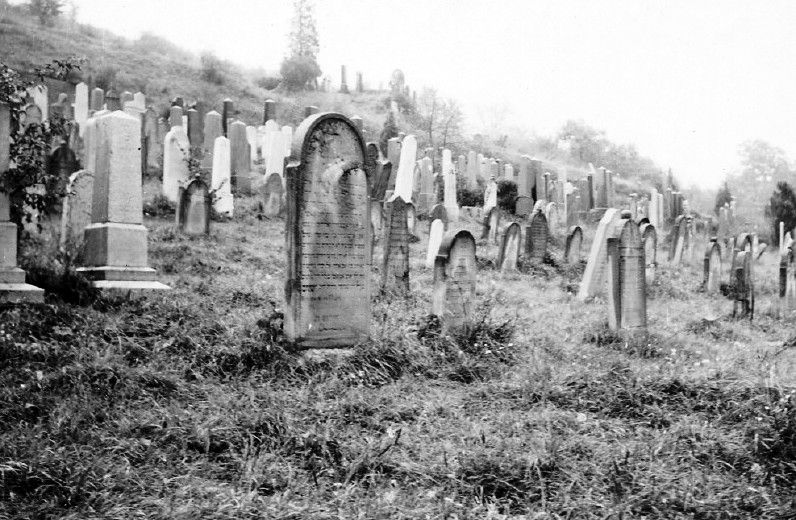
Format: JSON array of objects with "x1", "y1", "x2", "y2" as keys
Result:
[
  {"x1": 256, "y1": 76, "x2": 281, "y2": 90},
  {"x1": 93, "y1": 65, "x2": 117, "y2": 91},
  {"x1": 200, "y1": 52, "x2": 226, "y2": 85},
  {"x1": 497, "y1": 180, "x2": 517, "y2": 214},
  {"x1": 768, "y1": 181, "x2": 796, "y2": 246},
  {"x1": 279, "y1": 55, "x2": 321, "y2": 91}
]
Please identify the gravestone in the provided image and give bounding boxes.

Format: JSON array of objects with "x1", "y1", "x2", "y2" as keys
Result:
[
  {"x1": 263, "y1": 99, "x2": 277, "y2": 123},
  {"x1": 284, "y1": 113, "x2": 370, "y2": 348},
  {"x1": 481, "y1": 207, "x2": 500, "y2": 244},
  {"x1": 429, "y1": 204, "x2": 448, "y2": 229},
  {"x1": 229, "y1": 121, "x2": 252, "y2": 194},
  {"x1": 483, "y1": 179, "x2": 498, "y2": 213},
  {"x1": 386, "y1": 137, "x2": 401, "y2": 194},
  {"x1": 143, "y1": 108, "x2": 160, "y2": 170},
  {"x1": 669, "y1": 215, "x2": 686, "y2": 264},
  {"x1": 177, "y1": 176, "x2": 211, "y2": 235},
  {"x1": 390, "y1": 135, "x2": 417, "y2": 202},
  {"x1": 281, "y1": 125, "x2": 293, "y2": 156},
  {"x1": 382, "y1": 196, "x2": 410, "y2": 292},
  {"x1": 466, "y1": 150, "x2": 478, "y2": 188},
  {"x1": 89, "y1": 87, "x2": 104, "y2": 113},
  {"x1": 516, "y1": 196, "x2": 533, "y2": 218},
  {"x1": 606, "y1": 213, "x2": 647, "y2": 334},
  {"x1": 187, "y1": 108, "x2": 203, "y2": 150},
  {"x1": 497, "y1": 222, "x2": 521, "y2": 272},
  {"x1": 433, "y1": 230, "x2": 477, "y2": 333},
  {"x1": 201, "y1": 111, "x2": 223, "y2": 168},
  {"x1": 222, "y1": 98, "x2": 234, "y2": 136},
  {"x1": 779, "y1": 246, "x2": 796, "y2": 314},
  {"x1": 526, "y1": 211, "x2": 549, "y2": 263},
  {"x1": 59, "y1": 169, "x2": 93, "y2": 255},
  {"x1": 211, "y1": 136, "x2": 233, "y2": 216},
  {"x1": 578, "y1": 208, "x2": 621, "y2": 301},
  {"x1": 704, "y1": 238, "x2": 722, "y2": 292},
  {"x1": 425, "y1": 219, "x2": 445, "y2": 268},
  {"x1": 0, "y1": 102, "x2": 44, "y2": 301},
  {"x1": 47, "y1": 140, "x2": 78, "y2": 195},
  {"x1": 639, "y1": 223, "x2": 657, "y2": 285},
  {"x1": 74, "y1": 82, "x2": 89, "y2": 132},
  {"x1": 545, "y1": 202, "x2": 559, "y2": 236},
  {"x1": 565, "y1": 225, "x2": 583, "y2": 264},
  {"x1": 27, "y1": 84, "x2": 48, "y2": 120},
  {"x1": 169, "y1": 105, "x2": 183, "y2": 128},
  {"x1": 262, "y1": 173, "x2": 284, "y2": 217},
  {"x1": 732, "y1": 250, "x2": 754, "y2": 319},
  {"x1": 76, "y1": 111, "x2": 169, "y2": 290},
  {"x1": 162, "y1": 126, "x2": 190, "y2": 203},
  {"x1": 366, "y1": 142, "x2": 391, "y2": 202}
]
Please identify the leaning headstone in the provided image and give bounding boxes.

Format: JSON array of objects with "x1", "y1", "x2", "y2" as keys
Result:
[
  {"x1": 211, "y1": 136, "x2": 233, "y2": 216},
  {"x1": 732, "y1": 250, "x2": 754, "y2": 319},
  {"x1": 382, "y1": 196, "x2": 410, "y2": 292},
  {"x1": 429, "y1": 204, "x2": 448, "y2": 229},
  {"x1": 262, "y1": 173, "x2": 284, "y2": 217},
  {"x1": 284, "y1": 113, "x2": 370, "y2": 348},
  {"x1": 669, "y1": 215, "x2": 686, "y2": 264},
  {"x1": 780, "y1": 246, "x2": 796, "y2": 314},
  {"x1": 483, "y1": 178, "x2": 498, "y2": 214},
  {"x1": 76, "y1": 111, "x2": 169, "y2": 290},
  {"x1": 0, "y1": 103, "x2": 44, "y2": 301},
  {"x1": 481, "y1": 207, "x2": 500, "y2": 244},
  {"x1": 606, "y1": 213, "x2": 647, "y2": 335},
  {"x1": 565, "y1": 225, "x2": 583, "y2": 264},
  {"x1": 577, "y1": 208, "x2": 621, "y2": 301},
  {"x1": 704, "y1": 238, "x2": 722, "y2": 293},
  {"x1": 497, "y1": 222, "x2": 521, "y2": 272},
  {"x1": 365, "y1": 142, "x2": 391, "y2": 202},
  {"x1": 27, "y1": 84, "x2": 48, "y2": 121},
  {"x1": 390, "y1": 135, "x2": 417, "y2": 202},
  {"x1": 526, "y1": 211, "x2": 549, "y2": 263},
  {"x1": 177, "y1": 175, "x2": 211, "y2": 235},
  {"x1": 59, "y1": 169, "x2": 94, "y2": 255},
  {"x1": 162, "y1": 126, "x2": 190, "y2": 203},
  {"x1": 639, "y1": 223, "x2": 657, "y2": 285},
  {"x1": 433, "y1": 230, "x2": 477, "y2": 333},
  {"x1": 425, "y1": 218, "x2": 445, "y2": 268}
]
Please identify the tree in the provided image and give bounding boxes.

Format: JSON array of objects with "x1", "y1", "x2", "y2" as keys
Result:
[
  {"x1": 768, "y1": 182, "x2": 796, "y2": 246},
  {"x1": 412, "y1": 88, "x2": 464, "y2": 150},
  {"x1": 281, "y1": 0, "x2": 321, "y2": 90},
  {"x1": 714, "y1": 181, "x2": 732, "y2": 215},
  {"x1": 379, "y1": 110, "x2": 398, "y2": 156},
  {"x1": 28, "y1": 0, "x2": 62, "y2": 26},
  {"x1": 557, "y1": 120, "x2": 607, "y2": 165}
]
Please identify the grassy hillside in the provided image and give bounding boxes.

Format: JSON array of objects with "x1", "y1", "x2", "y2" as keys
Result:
[{"x1": 1, "y1": 177, "x2": 795, "y2": 517}]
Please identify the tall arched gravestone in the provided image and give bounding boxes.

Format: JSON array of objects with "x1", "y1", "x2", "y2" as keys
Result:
[
  {"x1": 703, "y1": 238, "x2": 722, "y2": 293},
  {"x1": 526, "y1": 211, "x2": 549, "y2": 263},
  {"x1": 433, "y1": 230, "x2": 477, "y2": 333},
  {"x1": 284, "y1": 113, "x2": 371, "y2": 348},
  {"x1": 59, "y1": 169, "x2": 94, "y2": 256},
  {"x1": 606, "y1": 213, "x2": 647, "y2": 335},
  {"x1": 481, "y1": 207, "x2": 500, "y2": 244},
  {"x1": 545, "y1": 202, "x2": 559, "y2": 236},
  {"x1": 262, "y1": 172, "x2": 284, "y2": 217},
  {"x1": 669, "y1": 215, "x2": 686, "y2": 264},
  {"x1": 425, "y1": 219, "x2": 445, "y2": 269},
  {"x1": 639, "y1": 223, "x2": 657, "y2": 285},
  {"x1": 780, "y1": 246, "x2": 796, "y2": 314},
  {"x1": 578, "y1": 208, "x2": 621, "y2": 301},
  {"x1": 732, "y1": 250, "x2": 754, "y2": 320},
  {"x1": 382, "y1": 196, "x2": 410, "y2": 292},
  {"x1": 565, "y1": 225, "x2": 583, "y2": 264},
  {"x1": 177, "y1": 176, "x2": 211, "y2": 236},
  {"x1": 365, "y1": 142, "x2": 391, "y2": 202},
  {"x1": 429, "y1": 204, "x2": 448, "y2": 231},
  {"x1": 497, "y1": 222, "x2": 521, "y2": 272}
]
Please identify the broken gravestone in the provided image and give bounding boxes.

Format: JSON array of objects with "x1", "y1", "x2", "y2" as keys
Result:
[{"x1": 433, "y1": 230, "x2": 477, "y2": 333}]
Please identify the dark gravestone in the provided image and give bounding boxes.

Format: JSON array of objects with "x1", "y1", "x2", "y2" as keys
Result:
[
  {"x1": 565, "y1": 225, "x2": 583, "y2": 264},
  {"x1": 704, "y1": 238, "x2": 722, "y2": 293},
  {"x1": 526, "y1": 211, "x2": 549, "y2": 263},
  {"x1": 481, "y1": 207, "x2": 500, "y2": 244},
  {"x1": 515, "y1": 195, "x2": 533, "y2": 217},
  {"x1": 497, "y1": 222, "x2": 521, "y2": 271},
  {"x1": 263, "y1": 99, "x2": 277, "y2": 123},
  {"x1": 732, "y1": 250, "x2": 754, "y2": 319},
  {"x1": 381, "y1": 196, "x2": 410, "y2": 292},
  {"x1": 284, "y1": 113, "x2": 371, "y2": 348},
  {"x1": 262, "y1": 172, "x2": 284, "y2": 217},
  {"x1": 669, "y1": 215, "x2": 686, "y2": 263},
  {"x1": 780, "y1": 246, "x2": 795, "y2": 314},
  {"x1": 365, "y1": 142, "x2": 391, "y2": 202},
  {"x1": 177, "y1": 176, "x2": 211, "y2": 235},
  {"x1": 47, "y1": 141, "x2": 79, "y2": 196},
  {"x1": 639, "y1": 223, "x2": 657, "y2": 285},
  {"x1": 187, "y1": 108, "x2": 203, "y2": 151},
  {"x1": 222, "y1": 98, "x2": 234, "y2": 136},
  {"x1": 433, "y1": 230, "x2": 477, "y2": 333}
]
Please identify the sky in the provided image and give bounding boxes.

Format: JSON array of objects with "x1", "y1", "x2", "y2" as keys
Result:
[{"x1": 23, "y1": 0, "x2": 796, "y2": 189}]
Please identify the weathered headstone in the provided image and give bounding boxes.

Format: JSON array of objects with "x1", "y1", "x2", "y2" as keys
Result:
[
  {"x1": 639, "y1": 223, "x2": 657, "y2": 285},
  {"x1": 425, "y1": 218, "x2": 445, "y2": 269},
  {"x1": 222, "y1": 98, "x2": 234, "y2": 136},
  {"x1": 229, "y1": 121, "x2": 252, "y2": 194},
  {"x1": 162, "y1": 126, "x2": 190, "y2": 203},
  {"x1": 177, "y1": 176, "x2": 211, "y2": 235},
  {"x1": 526, "y1": 211, "x2": 549, "y2": 263},
  {"x1": 74, "y1": 82, "x2": 89, "y2": 132},
  {"x1": 59, "y1": 169, "x2": 94, "y2": 255},
  {"x1": 429, "y1": 204, "x2": 448, "y2": 229},
  {"x1": 89, "y1": 87, "x2": 104, "y2": 113},
  {"x1": 669, "y1": 215, "x2": 686, "y2": 264},
  {"x1": 704, "y1": 238, "x2": 722, "y2": 293},
  {"x1": 382, "y1": 196, "x2": 410, "y2": 292},
  {"x1": 390, "y1": 134, "x2": 417, "y2": 202},
  {"x1": 779, "y1": 246, "x2": 796, "y2": 314},
  {"x1": 497, "y1": 222, "x2": 521, "y2": 272},
  {"x1": 565, "y1": 225, "x2": 583, "y2": 264},
  {"x1": 0, "y1": 102, "x2": 44, "y2": 301},
  {"x1": 732, "y1": 250, "x2": 754, "y2": 319},
  {"x1": 281, "y1": 125, "x2": 293, "y2": 156},
  {"x1": 606, "y1": 213, "x2": 647, "y2": 334},
  {"x1": 577, "y1": 208, "x2": 621, "y2": 301},
  {"x1": 545, "y1": 202, "x2": 559, "y2": 236},
  {"x1": 211, "y1": 136, "x2": 233, "y2": 216},
  {"x1": 187, "y1": 108, "x2": 203, "y2": 150},
  {"x1": 27, "y1": 84, "x2": 48, "y2": 120},
  {"x1": 365, "y1": 142, "x2": 391, "y2": 202},
  {"x1": 433, "y1": 230, "x2": 477, "y2": 333},
  {"x1": 466, "y1": 150, "x2": 478, "y2": 188},
  {"x1": 483, "y1": 178, "x2": 498, "y2": 213},
  {"x1": 262, "y1": 173, "x2": 284, "y2": 217},
  {"x1": 169, "y1": 105, "x2": 183, "y2": 128},
  {"x1": 284, "y1": 113, "x2": 370, "y2": 348},
  {"x1": 76, "y1": 111, "x2": 169, "y2": 290},
  {"x1": 481, "y1": 207, "x2": 500, "y2": 244},
  {"x1": 443, "y1": 150, "x2": 459, "y2": 221},
  {"x1": 201, "y1": 110, "x2": 223, "y2": 168}
]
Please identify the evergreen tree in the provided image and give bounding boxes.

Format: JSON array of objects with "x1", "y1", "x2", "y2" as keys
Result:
[
  {"x1": 714, "y1": 181, "x2": 732, "y2": 215},
  {"x1": 280, "y1": 0, "x2": 321, "y2": 90},
  {"x1": 379, "y1": 110, "x2": 398, "y2": 156},
  {"x1": 768, "y1": 182, "x2": 796, "y2": 246}
]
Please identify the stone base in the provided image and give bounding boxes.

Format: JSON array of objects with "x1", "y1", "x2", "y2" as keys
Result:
[
  {"x1": 91, "y1": 280, "x2": 171, "y2": 291},
  {"x1": 0, "y1": 266, "x2": 26, "y2": 284},
  {"x1": 83, "y1": 222, "x2": 149, "y2": 267},
  {"x1": 0, "y1": 282, "x2": 45, "y2": 303},
  {"x1": 76, "y1": 266, "x2": 170, "y2": 291}
]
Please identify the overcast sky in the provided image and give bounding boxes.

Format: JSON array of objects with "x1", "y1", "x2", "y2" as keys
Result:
[{"x1": 25, "y1": 1, "x2": 796, "y2": 188}]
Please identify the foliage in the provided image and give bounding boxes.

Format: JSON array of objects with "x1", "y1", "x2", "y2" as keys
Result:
[
  {"x1": 256, "y1": 75, "x2": 281, "y2": 91},
  {"x1": 714, "y1": 181, "x2": 732, "y2": 215},
  {"x1": 28, "y1": 0, "x2": 62, "y2": 26},
  {"x1": 767, "y1": 182, "x2": 796, "y2": 246},
  {"x1": 0, "y1": 58, "x2": 82, "y2": 232},
  {"x1": 378, "y1": 110, "x2": 398, "y2": 156},
  {"x1": 200, "y1": 52, "x2": 226, "y2": 85},
  {"x1": 497, "y1": 179, "x2": 517, "y2": 214},
  {"x1": 456, "y1": 175, "x2": 483, "y2": 207},
  {"x1": 409, "y1": 87, "x2": 463, "y2": 150},
  {"x1": 279, "y1": 55, "x2": 321, "y2": 91},
  {"x1": 92, "y1": 64, "x2": 117, "y2": 91}
]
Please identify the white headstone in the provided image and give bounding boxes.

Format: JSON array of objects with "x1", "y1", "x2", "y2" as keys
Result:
[
  {"x1": 390, "y1": 134, "x2": 417, "y2": 202},
  {"x1": 211, "y1": 136, "x2": 233, "y2": 216},
  {"x1": 74, "y1": 82, "x2": 89, "y2": 135},
  {"x1": 578, "y1": 208, "x2": 621, "y2": 301},
  {"x1": 162, "y1": 126, "x2": 190, "y2": 203},
  {"x1": 425, "y1": 219, "x2": 445, "y2": 268},
  {"x1": 281, "y1": 125, "x2": 293, "y2": 156}
]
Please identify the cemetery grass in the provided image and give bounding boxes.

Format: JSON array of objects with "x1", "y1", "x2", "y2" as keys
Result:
[{"x1": 1, "y1": 196, "x2": 795, "y2": 519}]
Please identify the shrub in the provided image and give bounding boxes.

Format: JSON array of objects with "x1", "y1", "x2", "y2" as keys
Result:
[
  {"x1": 767, "y1": 181, "x2": 796, "y2": 246},
  {"x1": 92, "y1": 65, "x2": 117, "y2": 91},
  {"x1": 200, "y1": 52, "x2": 225, "y2": 85},
  {"x1": 497, "y1": 180, "x2": 517, "y2": 213},
  {"x1": 256, "y1": 76, "x2": 281, "y2": 90},
  {"x1": 279, "y1": 55, "x2": 321, "y2": 91}
]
